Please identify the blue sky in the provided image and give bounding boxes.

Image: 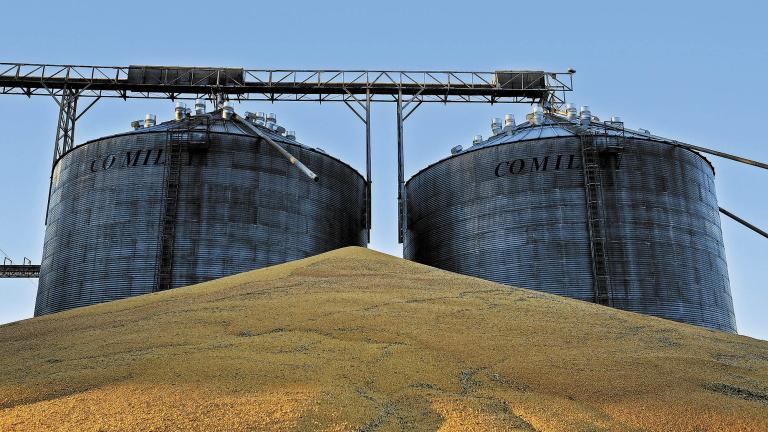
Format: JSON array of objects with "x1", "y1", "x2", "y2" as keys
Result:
[{"x1": 1, "y1": 0, "x2": 766, "y2": 339}]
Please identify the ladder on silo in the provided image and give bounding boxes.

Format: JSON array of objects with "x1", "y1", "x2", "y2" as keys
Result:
[
  {"x1": 154, "y1": 128, "x2": 188, "y2": 292},
  {"x1": 580, "y1": 133, "x2": 612, "y2": 306}
]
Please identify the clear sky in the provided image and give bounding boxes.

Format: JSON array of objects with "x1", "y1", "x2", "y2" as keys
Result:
[{"x1": 1, "y1": 0, "x2": 766, "y2": 339}]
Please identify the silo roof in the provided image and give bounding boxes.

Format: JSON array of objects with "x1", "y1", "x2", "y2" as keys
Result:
[
  {"x1": 471, "y1": 114, "x2": 685, "y2": 150},
  {"x1": 418, "y1": 113, "x2": 715, "y2": 178},
  {"x1": 134, "y1": 114, "x2": 297, "y2": 145},
  {"x1": 59, "y1": 112, "x2": 363, "y2": 178}
]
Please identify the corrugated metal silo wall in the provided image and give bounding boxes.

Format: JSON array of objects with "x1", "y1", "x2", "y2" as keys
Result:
[
  {"x1": 171, "y1": 132, "x2": 368, "y2": 286},
  {"x1": 404, "y1": 136, "x2": 736, "y2": 332},
  {"x1": 37, "y1": 134, "x2": 165, "y2": 316},
  {"x1": 36, "y1": 129, "x2": 367, "y2": 316}
]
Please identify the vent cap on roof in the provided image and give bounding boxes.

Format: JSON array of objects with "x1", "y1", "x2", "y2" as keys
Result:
[
  {"x1": 579, "y1": 106, "x2": 591, "y2": 126},
  {"x1": 504, "y1": 114, "x2": 515, "y2": 130},
  {"x1": 222, "y1": 102, "x2": 234, "y2": 119},
  {"x1": 144, "y1": 114, "x2": 156, "y2": 128},
  {"x1": 566, "y1": 103, "x2": 578, "y2": 122},
  {"x1": 606, "y1": 116, "x2": 624, "y2": 128},
  {"x1": 491, "y1": 118, "x2": 503, "y2": 135},
  {"x1": 194, "y1": 99, "x2": 206, "y2": 115},
  {"x1": 175, "y1": 102, "x2": 187, "y2": 121}
]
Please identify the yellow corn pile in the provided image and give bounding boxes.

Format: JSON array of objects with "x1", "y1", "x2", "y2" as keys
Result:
[{"x1": 1, "y1": 247, "x2": 766, "y2": 431}]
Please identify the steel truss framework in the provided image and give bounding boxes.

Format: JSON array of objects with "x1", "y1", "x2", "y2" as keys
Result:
[
  {"x1": 0, "y1": 63, "x2": 573, "y2": 103},
  {"x1": 0, "y1": 62, "x2": 574, "y2": 243},
  {"x1": 0, "y1": 265, "x2": 40, "y2": 278}
]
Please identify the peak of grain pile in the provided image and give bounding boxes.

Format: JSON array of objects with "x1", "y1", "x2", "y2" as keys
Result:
[{"x1": 1, "y1": 247, "x2": 767, "y2": 431}]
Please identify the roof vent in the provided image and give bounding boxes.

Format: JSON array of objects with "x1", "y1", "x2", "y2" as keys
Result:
[
  {"x1": 607, "y1": 116, "x2": 624, "y2": 128},
  {"x1": 144, "y1": 114, "x2": 156, "y2": 128},
  {"x1": 532, "y1": 106, "x2": 545, "y2": 125},
  {"x1": 285, "y1": 130, "x2": 296, "y2": 140},
  {"x1": 566, "y1": 103, "x2": 579, "y2": 122},
  {"x1": 222, "y1": 102, "x2": 234, "y2": 119},
  {"x1": 130, "y1": 120, "x2": 141, "y2": 130},
  {"x1": 315, "y1": 147, "x2": 327, "y2": 154},
  {"x1": 194, "y1": 99, "x2": 206, "y2": 115},
  {"x1": 472, "y1": 135, "x2": 483, "y2": 145},
  {"x1": 579, "y1": 106, "x2": 591, "y2": 126},
  {"x1": 491, "y1": 118, "x2": 503, "y2": 135},
  {"x1": 250, "y1": 112, "x2": 266, "y2": 127},
  {"x1": 175, "y1": 102, "x2": 186, "y2": 121},
  {"x1": 638, "y1": 128, "x2": 651, "y2": 135},
  {"x1": 504, "y1": 114, "x2": 516, "y2": 130},
  {"x1": 451, "y1": 145, "x2": 463, "y2": 154},
  {"x1": 266, "y1": 112, "x2": 277, "y2": 124}
]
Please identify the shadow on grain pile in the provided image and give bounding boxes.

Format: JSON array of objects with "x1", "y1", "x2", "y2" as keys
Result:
[{"x1": 1, "y1": 247, "x2": 767, "y2": 431}]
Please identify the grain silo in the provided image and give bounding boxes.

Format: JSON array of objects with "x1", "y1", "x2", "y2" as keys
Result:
[
  {"x1": 404, "y1": 107, "x2": 736, "y2": 332},
  {"x1": 35, "y1": 103, "x2": 367, "y2": 316}
]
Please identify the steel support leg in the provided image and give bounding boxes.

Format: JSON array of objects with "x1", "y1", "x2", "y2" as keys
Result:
[
  {"x1": 397, "y1": 91, "x2": 406, "y2": 243},
  {"x1": 45, "y1": 88, "x2": 79, "y2": 224},
  {"x1": 53, "y1": 88, "x2": 78, "y2": 163},
  {"x1": 342, "y1": 89, "x2": 373, "y2": 243},
  {"x1": 395, "y1": 90, "x2": 424, "y2": 244},
  {"x1": 365, "y1": 90, "x2": 372, "y2": 241}
]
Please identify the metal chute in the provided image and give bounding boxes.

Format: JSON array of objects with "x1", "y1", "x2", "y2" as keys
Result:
[
  {"x1": 232, "y1": 114, "x2": 319, "y2": 182},
  {"x1": 668, "y1": 140, "x2": 768, "y2": 171},
  {"x1": 719, "y1": 207, "x2": 768, "y2": 240}
]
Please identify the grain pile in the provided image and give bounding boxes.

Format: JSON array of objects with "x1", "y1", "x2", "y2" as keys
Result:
[{"x1": 1, "y1": 247, "x2": 767, "y2": 431}]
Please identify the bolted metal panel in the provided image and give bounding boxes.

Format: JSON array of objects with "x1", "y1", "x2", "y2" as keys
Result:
[
  {"x1": 35, "y1": 118, "x2": 367, "y2": 316},
  {"x1": 404, "y1": 132, "x2": 736, "y2": 333}
]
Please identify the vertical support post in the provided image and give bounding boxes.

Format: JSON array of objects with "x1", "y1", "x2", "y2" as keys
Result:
[
  {"x1": 46, "y1": 88, "x2": 79, "y2": 224},
  {"x1": 365, "y1": 90, "x2": 372, "y2": 241},
  {"x1": 396, "y1": 91, "x2": 406, "y2": 243},
  {"x1": 341, "y1": 89, "x2": 373, "y2": 243},
  {"x1": 53, "y1": 88, "x2": 79, "y2": 163}
]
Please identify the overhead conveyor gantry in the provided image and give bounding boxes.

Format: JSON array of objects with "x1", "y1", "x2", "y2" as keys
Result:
[
  {"x1": 0, "y1": 63, "x2": 574, "y2": 242},
  {"x1": 0, "y1": 62, "x2": 765, "y2": 254}
]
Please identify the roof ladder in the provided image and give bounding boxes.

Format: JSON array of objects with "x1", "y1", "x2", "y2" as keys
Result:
[{"x1": 580, "y1": 133, "x2": 612, "y2": 306}]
